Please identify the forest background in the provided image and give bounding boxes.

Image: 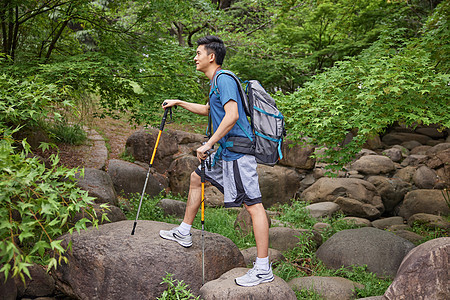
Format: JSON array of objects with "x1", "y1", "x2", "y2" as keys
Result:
[{"x1": 1, "y1": 0, "x2": 449, "y2": 284}]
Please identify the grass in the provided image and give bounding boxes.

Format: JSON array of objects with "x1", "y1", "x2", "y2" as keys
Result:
[{"x1": 46, "y1": 119, "x2": 87, "y2": 145}]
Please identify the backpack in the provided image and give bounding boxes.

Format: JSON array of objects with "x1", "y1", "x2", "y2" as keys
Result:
[{"x1": 211, "y1": 70, "x2": 286, "y2": 166}]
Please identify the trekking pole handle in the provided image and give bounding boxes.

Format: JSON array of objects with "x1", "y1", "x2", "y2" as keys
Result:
[{"x1": 160, "y1": 105, "x2": 172, "y2": 130}]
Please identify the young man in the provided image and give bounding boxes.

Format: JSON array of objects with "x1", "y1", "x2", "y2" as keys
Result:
[{"x1": 159, "y1": 35, "x2": 273, "y2": 287}]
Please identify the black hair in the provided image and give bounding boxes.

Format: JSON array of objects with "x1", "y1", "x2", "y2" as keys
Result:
[{"x1": 196, "y1": 35, "x2": 226, "y2": 65}]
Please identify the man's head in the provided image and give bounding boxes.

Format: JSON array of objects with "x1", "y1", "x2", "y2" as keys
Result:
[{"x1": 196, "y1": 35, "x2": 226, "y2": 66}]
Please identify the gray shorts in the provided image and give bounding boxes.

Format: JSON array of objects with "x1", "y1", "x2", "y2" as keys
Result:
[{"x1": 195, "y1": 153, "x2": 262, "y2": 208}]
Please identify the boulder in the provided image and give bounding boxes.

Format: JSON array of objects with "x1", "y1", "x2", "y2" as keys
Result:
[
  {"x1": 401, "y1": 140, "x2": 422, "y2": 150},
  {"x1": 382, "y1": 148, "x2": 403, "y2": 162},
  {"x1": 0, "y1": 269, "x2": 17, "y2": 300},
  {"x1": 269, "y1": 227, "x2": 322, "y2": 252},
  {"x1": 257, "y1": 164, "x2": 303, "y2": 208},
  {"x1": 279, "y1": 139, "x2": 316, "y2": 170},
  {"x1": 393, "y1": 166, "x2": 416, "y2": 183},
  {"x1": 240, "y1": 247, "x2": 285, "y2": 267},
  {"x1": 413, "y1": 166, "x2": 438, "y2": 189},
  {"x1": 234, "y1": 207, "x2": 271, "y2": 236},
  {"x1": 313, "y1": 222, "x2": 332, "y2": 232},
  {"x1": 288, "y1": 276, "x2": 364, "y2": 300},
  {"x1": 372, "y1": 217, "x2": 405, "y2": 230},
  {"x1": 384, "y1": 237, "x2": 450, "y2": 300},
  {"x1": 76, "y1": 168, "x2": 118, "y2": 206},
  {"x1": 382, "y1": 132, "x2": 430, "y2": 146},
  {"x1": 316, "y1": 227, "x2": 415, "y2": 278},
  {"x1": 407, "y1": 213, "x2": 450, "y2": 231},
  {"x1": 52, "y1": 220, "x2": 245, "y2": 299},
  {"x1": 398, "y1": 189, "x2": 450, "y2": 220},
  {"x1": 366, "y1": 176, "x2": 411, "y2": 214},
  {"x1": 14, "y1": 264, "x2": 55, "y2": 298},
  {"x1": 391, "y1": 230, "x2": 424, "y2": 244},
  {"x1": 425, "y1": 143, "x2": 450, "y2": 157},
  {"x1": 350, "y1": 155, "x2": 395, "y2": 175},
  {"x1": 341, "y1": 217, "x2": 372, "y2": 227},
  {"x1": 167, "y1": 154, "x2": 199, "y2": 195},
  {"x1": 107, "y1": 159, "x2": 166, "y2": 197},
  {"x1": 410, "y1": 145, "x2": 432, "y2": 155},
  {"x1": 204, "y1": 184, "x2": 224, "y2": 207},
  {"x1": 199, "y1": 268, "x2": 296, "y2": 300},
  {"x1": 305, "y1": 202, "x2": 340, "y2": 219},
  {"x1": 400, "y1": 154, "x2": 428, "y2": 167},
  {"x1": 125, "y1": 128, "x2": 179, "y2": 174},
  {"x1": 415, "y1": 127, "x2": 447, "y2": 139},
  {"x1": 157, "y1": 198, "x2": 187, "y2": 218},
  {"x1": 334, "y1": 197, "x2": 382, "y2": 220},
  {"x1": 356, "y1": 297, "x2": 385, "y2": 300},
  {"x1": 301, "y1": 178, "x2": 383, "y2": 215}
]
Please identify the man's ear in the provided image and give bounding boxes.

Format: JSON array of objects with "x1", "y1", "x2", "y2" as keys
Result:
[{"x1": 209, "y1": 53, "x2": 215, "y2": 63}]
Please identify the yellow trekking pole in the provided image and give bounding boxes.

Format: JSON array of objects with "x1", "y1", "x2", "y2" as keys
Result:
[
  {"x1": 201, "y1": 158, "x2": 206, "y2": 284},
  {"x1": 131, "y1": 106, "x2": 172, "y2": 235}
]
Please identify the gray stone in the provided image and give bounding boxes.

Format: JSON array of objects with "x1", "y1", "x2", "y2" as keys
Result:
[
  {"x1": 204, "y1": 184, "x2": 224, "y2": 207},
  {"x1": 401, "y1": 140, "x2": 423, "y2": 150},
  {"x1": 398, "y1": 189, "x2": 450, "y2": 220},
  {"x1": 316, "y1": 227, "x2": 415, "y2": 278},
  {"x1": 313, "y1": 222, "x2": 332, "y2": 232},
  {"x1": 407, "y1": 213, "x2": 450, "y2": 230},
  {"x1": 76, "y1": 168, "x2": 118, "y2": 206},
  {"x1": 350, "y1": 155, "x2": 395, "y2": 175},
  {"x1": 410, "y1": 145, "x2": 432, "y2": 155},
  {"x1": 391, "y1": 230, "x2": 424, "y2": 244},
  {"x1": 167, "y1": 154, "x2": 199, "y2": 196},
  {"x1": 372, "y1": 217, "x2": 405, "y2": 230},
  {"x1": 335, "y1": 197, "x2": 382, "y2": 220},
  {"x1": 382, "y1": 132, "x2": 430, "y2": 146},
  {"x1": 240, "y1": 247, "x2": 285, "y2": 267},
  {"x1": 107, "y1": 159, "x2": 166, "y2": 197},
  {"x1": 367, "y1": 176, "x2": 411, "y2": 213},
  {"x1": 301, "y1": 178, "x2": 383, "y2": 214},
  {"x1": 0, "y1": 269, "x2": 17, "y2": 300},
  {"x1": 382, "y1": 148, "x2": 403, "y2": 162},
  {"x1": 392, "y1": 145, "x2": 410, "y2": 157},
  {"x1": 269, "y1": 227, "x2": 322, "y2": 252},
  {"x1": 341, "y1": 217, "x2": 372, "y2": 227},
  {"x1": 288, "y1": 276, "x2": 364, "y2": 300},
  {"x1": 280, "y1": 139, "x2": 316, "y2": 169},
  {"x1": 425, "y1": 142, "x2": 450, "y2": 156},
  {"x1": 415, "y1": 127, "x2": 447, "y2": 139},
  {"x1": 126, "y1": 128, "x2": 179, "y2": 174},
  {"x1": 257, "y1": 164, "x2": 303, "y2": 208},
  {"x1": 400, "y1": 154, "x2": 428, "y2": 167},
  {"x1": 199, "y1": 268, "x2": 296, "y2": 300},
  {"x1": 356, "y1": 297, "x2": 386, "y2": 300},
  {"x1": 157, "y1": 198, "x2": 186, "y2": 218},
  {"x1": 393, "y1": 166, "x2": 416, "y2": 183},
  {"x1": 305, "y1": 202, "x2": 340, "y2": 219},
  {"x1": 384, "y1": 237, "x2": 450, "y2": 300},
  {"x1": 413, "y1": 166, "x2": 438, "y2": 189},
  {"x1": 52, "y1": 220, "x2": 245, "y2": 299},
  {"x1": 14, "y1": 264, "x2": 55, "y2": 298}
]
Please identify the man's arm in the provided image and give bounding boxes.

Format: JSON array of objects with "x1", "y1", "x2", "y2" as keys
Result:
[
  {"x1": 197, "y1": 100, "x2": 238, "y2": 160},
  {"x1": 162, "y1": 99, "x2": 209, "y2": 116}
]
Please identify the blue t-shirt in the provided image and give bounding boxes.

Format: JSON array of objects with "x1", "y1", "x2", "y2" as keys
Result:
[{"x1": 209, "y1": 71, "x2": 254, "y2": 161}]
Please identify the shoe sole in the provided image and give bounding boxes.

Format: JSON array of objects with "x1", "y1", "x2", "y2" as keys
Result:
[
  {"x1": 159, "y1": 232, "x2": 192, "y2": 248},
  {"x1": 234, "y1": 276, "x2": 274, "y2": 287}
]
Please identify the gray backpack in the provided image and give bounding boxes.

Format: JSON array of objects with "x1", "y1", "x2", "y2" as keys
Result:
[{"x1": 211, "y1": 70, "x2": 286, "y2": 166}]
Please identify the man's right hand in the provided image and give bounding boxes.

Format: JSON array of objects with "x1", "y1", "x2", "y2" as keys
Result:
[{"x1": 162, "y1": 99, "x2": 180, "y2": 108}]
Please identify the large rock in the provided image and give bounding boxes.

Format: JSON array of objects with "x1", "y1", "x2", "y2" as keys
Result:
[
  {"x1": 398, "y1": 189, "x2": 450, "y2": 220},
  {"x1": 413, "y1": 166, "x2": 438, "y2": 189},
  {"x1": 288, "y1": 276, "x2": 364, "y2": 300},
  {"x1": 367, "y1": 176, "x2": 411, "y2": 213},
  {"x1": 107, "y1": 159, "x2": 166, "y2": 197},
  {"x1": 305, "y1": 202, "x2": 340, "y2": 219},
  {"x1": 407, "y1": 213, "x2": 450, "y2": 230},
  {"x1": 301, "y1": 178, "x2": 384, "y2": 218},
  {"x1": 14, "y1": 264, "x2": 55, "y2": 298},
  {"x1": 279, "y1": 139, "x2": 316, "y2": 169},
  {"x1": 76, "y1": 168, "x2": 118, "y2": 206},
  {"x1": 0, "y1": 269, "x2": 17, "y2": 300},
  {"x1": 157, "y1": 198, "x2": 187, "y2": 218},
  {"x1": 316, "y1": 227, "x2": 415, "y2": 278},
  {"x1": 384, "y1": 237, "x2": 450, "y2": 300},
  {"x1": 382, "y1": 132, "x2": 431, "y2": 146},
  {"x1": 240, "y1": 247, "x2": 285, "y2": 267},
  {"x1": 371, "y1": 217, "x2": 405, "y2": 230},
  {"x1": 257, "y1": 164, "x2": 303, "y2": 208},
  {"x1": 125, "y1": 128, "x2": 179, "y2": 174},
  {"x1": 52, "y1": 220, "x2": 245, "y2": 299},
  {"x1": 234, "y1": 207, "x2": 271, "y2": 236},
  {"x1": 199, "y1": 268, "x2": 297, "y2": 300},
  {"x1": 350, "y1": 155, "x2": 395, "y2": 175},
  {"x1": 269, "y1": 227, "x2": 322, "y2": 252},
  {"x1": 167, "y1": 154, "x2": 199, "y2": 195}
]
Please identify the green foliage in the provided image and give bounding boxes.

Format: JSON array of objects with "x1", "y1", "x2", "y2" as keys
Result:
[
  {"x1": 46, "y1": 120, "x2": 87, "y2": 145},
  {"x1": 0, "y1": 128, "x2": 103, "y2": 282},
  {"x1": 123, "y1": 193, "x2": 178, "y2": 224},
  {"x1": 157, "y1": 273, "x2": 200, "y2": 300}
]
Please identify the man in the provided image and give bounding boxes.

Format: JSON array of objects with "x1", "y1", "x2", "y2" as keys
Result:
[{"x1": 159, "y1": 35, "x2": 273, "y2": 287}]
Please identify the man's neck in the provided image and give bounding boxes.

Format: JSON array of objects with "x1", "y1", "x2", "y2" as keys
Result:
[{"x1": 204, "y1": 64, "x2": 221, "y2": 80}]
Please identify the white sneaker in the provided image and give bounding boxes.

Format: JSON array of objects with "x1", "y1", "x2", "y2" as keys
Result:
[
  {"x1": 235, "y1": 263, "x2": 274, "y2": 287},
  {"x1": 159, "y1": 227, "x2": 192, "y2": 248}
]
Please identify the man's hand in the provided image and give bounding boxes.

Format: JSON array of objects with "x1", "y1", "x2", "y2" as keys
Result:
[
  {"x1": 197, "y1": 143, "x2": 212, "y2": 161},
  {"x1": 162, "y1": 99, "x2": 179, "y2": 108}
]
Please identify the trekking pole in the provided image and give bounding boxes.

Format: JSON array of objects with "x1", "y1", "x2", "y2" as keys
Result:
[
  {"x1": 131, "y1": 106, "x2": 172, "y2": 235},
  {"x1": 201, "y1": 157, "x2": 206, "y2": 285}
]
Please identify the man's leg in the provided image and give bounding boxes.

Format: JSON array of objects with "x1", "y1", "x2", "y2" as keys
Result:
[{"x1": 244, "y1": 203, "x2": 269, "y2": 259}]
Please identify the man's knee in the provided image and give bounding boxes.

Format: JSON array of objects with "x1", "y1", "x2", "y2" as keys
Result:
[{"x1": 190, "y1": 170, "x2": 201, "y2": 187}]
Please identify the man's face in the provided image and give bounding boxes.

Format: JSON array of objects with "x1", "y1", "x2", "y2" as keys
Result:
[{"x1": 194, "y1": 45, "x2": 213, "y2": 73}]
